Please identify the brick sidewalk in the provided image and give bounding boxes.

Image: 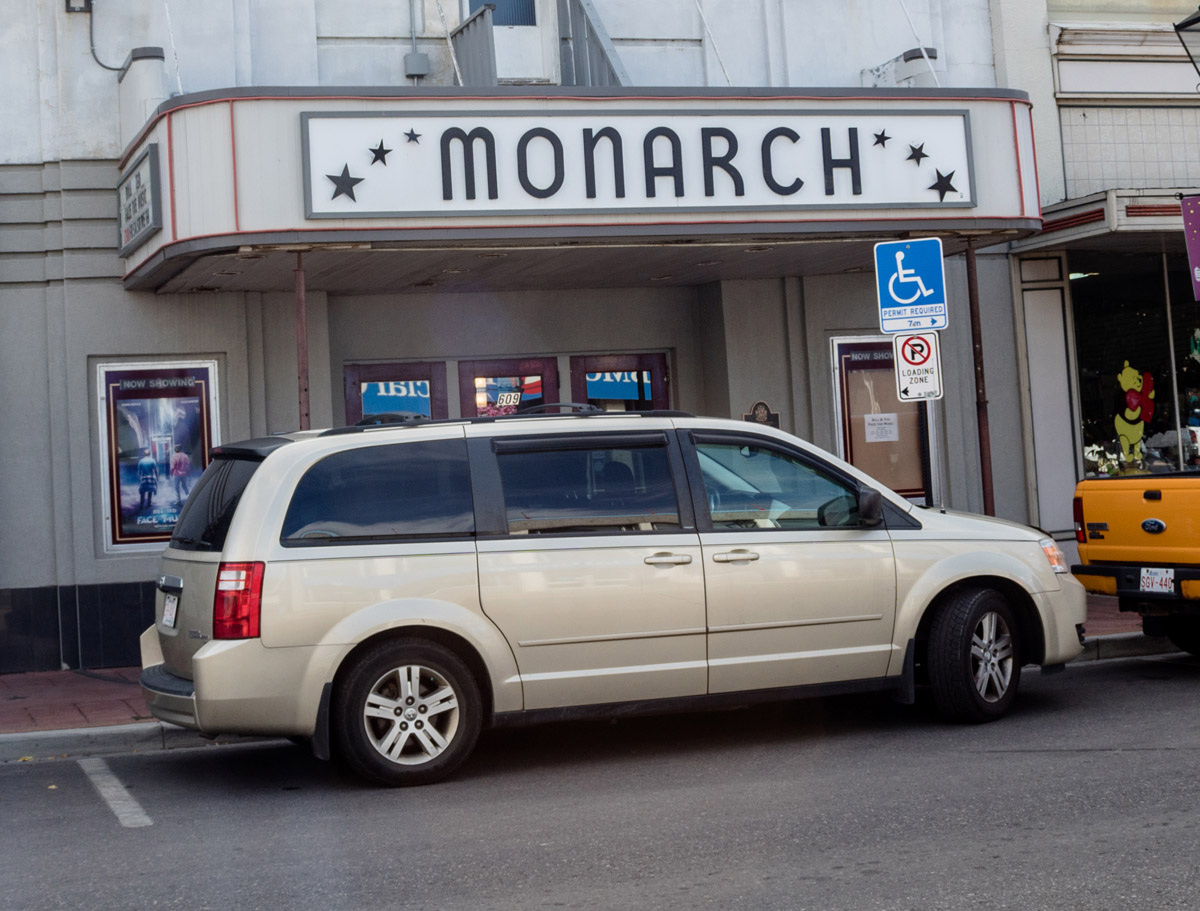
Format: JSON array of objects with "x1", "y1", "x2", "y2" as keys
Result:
[{"x1": 0, "y1": 666, "x2": 147, "y2": 735}]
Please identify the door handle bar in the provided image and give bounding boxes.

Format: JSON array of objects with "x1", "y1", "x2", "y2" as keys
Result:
[
  {"x1": 644, "y1": 553, "x2": 693, "y2": 565},
  {"x1": 713, "y1": 550, "x2": 760, "y2": 563}
]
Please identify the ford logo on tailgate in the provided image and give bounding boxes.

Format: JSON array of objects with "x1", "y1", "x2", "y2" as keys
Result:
[{"x1": 1141, "y1": 518, "x2": 1167, "y2": 534}]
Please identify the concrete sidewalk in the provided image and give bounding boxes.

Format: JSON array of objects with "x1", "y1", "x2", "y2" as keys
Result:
[{"x1": 0, "y1": 595, "x2": 1182, "y2": 764}]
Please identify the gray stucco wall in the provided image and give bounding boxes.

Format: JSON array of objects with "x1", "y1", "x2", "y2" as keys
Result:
[{"x1": 326, "y1": 287, "x2": 706, "y2": 423}]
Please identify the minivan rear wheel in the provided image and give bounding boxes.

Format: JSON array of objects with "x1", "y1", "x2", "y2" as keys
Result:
[
  {"x1": 927, "y1": 587, "x2": 1021, "y2": 723},
  {"x1": 335, "y1": 639, "x2": 482, "y2": 786}
]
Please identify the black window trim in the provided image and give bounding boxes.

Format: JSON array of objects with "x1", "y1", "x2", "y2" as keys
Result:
[
  {"x1": 473, "y1": 429, "x2": 695, "y2": 540},
  {"x1": 280, "y1": 531, "x2": 475, "y2": 549},
  {"x1": 490, "y1": 431, "x2": 669, "y2": 453},
  {"x1": 680, "y1": 429, "x2": 880, "y2": 533}
]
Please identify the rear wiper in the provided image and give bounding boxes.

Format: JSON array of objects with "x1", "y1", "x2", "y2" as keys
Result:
[{"x1": 170, "y1": 535, "x2": 213, "y2": 548}]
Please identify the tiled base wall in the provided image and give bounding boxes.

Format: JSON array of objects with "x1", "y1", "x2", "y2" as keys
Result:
[{"x1": 0, "y1": 582, "x2": 156, "y2": 674}]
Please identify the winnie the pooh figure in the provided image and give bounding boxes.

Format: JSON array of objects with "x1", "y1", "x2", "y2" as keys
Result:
[{"x1": 1114, "y1": 360, "x2": 1155, "y2": 462}]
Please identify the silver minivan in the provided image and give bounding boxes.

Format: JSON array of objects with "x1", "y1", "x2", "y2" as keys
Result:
[{"x1": 141, "y1": 411, "x2": 1086, "y2": 785}]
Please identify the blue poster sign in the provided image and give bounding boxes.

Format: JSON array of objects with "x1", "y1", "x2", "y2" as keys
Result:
[
  {"x1": 586, "y1": 371, "x2": 651, "y2": 400},
  {"x1": 360, "y1": 380, "x2": 432, "y2": 416},
  {"x1": 874, "y1": 237, "x2": 948, "y2": 333}
]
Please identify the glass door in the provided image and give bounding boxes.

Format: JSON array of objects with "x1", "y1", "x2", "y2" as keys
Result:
[
  {"x1": 458, "y1": 357, "x2": 559, "y2": 416},
  {"x1": 569, "y1": 353, "x2": 670, "y2": 412},
  {"x1": 343, "y1": 362, "x2": 449, "y2": 425},
  {"x1": 830, "y1": 337, "x2": 934, "y2": 504}
]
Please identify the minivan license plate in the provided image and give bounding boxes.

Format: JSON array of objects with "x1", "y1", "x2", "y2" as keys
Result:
[
  {"x1": 163, "y1": 593, "x2": 178, "y2": 628},
  {"x1": 1140, "y1": 567, "x2": 1174, "y2": 594}
]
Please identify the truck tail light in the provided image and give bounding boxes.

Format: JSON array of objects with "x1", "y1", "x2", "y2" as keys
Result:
[
  {"x1": 213, "y1": 562, "x2": 264, "y2": 639},
  {"x1": 1073, "y1": 496, "x2": 1085, "y2": 544}
]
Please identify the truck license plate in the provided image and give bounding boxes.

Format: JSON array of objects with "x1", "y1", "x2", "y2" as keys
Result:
[
  {"x1": 163, "y1": 593, "x2": 178, "y2": 629},
  {"x1": 1140, "y1": 567, "x2": 1175, "y2": 594}
]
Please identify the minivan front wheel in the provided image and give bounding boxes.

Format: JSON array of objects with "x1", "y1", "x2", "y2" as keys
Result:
[
  {"x1": 928, "y1": 588, "x2": 1021, "y2": 723},
  {"x1": 335, "y1": 640, "x2": 482, "y2": 786}
]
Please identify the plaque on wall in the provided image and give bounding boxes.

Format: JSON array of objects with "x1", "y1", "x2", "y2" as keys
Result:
[{"x1": 742, "y1": 400, "x2": 780, "y2": 428}]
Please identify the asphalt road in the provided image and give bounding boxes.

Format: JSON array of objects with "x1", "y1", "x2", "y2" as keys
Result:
[{"x1": 3, "y1": 654, "x2": 1200, "y2": 911}]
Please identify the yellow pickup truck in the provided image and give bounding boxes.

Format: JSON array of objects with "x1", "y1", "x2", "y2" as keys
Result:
[{"x1": 1072, "y1": 475, "x2": 1200, "y2": 654}]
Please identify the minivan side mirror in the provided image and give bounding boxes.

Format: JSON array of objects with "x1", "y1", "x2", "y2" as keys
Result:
[{"x1": 858, "y1": 487, "x2": 884, "y2": 527}]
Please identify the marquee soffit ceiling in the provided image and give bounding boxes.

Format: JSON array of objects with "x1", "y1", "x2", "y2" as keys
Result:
[{"x1": 153, "y1": 232, "x2": 1022, "y2": 297}]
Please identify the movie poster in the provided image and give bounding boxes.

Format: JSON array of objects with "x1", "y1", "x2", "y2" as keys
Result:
[{"x1": 99, "y1": 362, "x2": 219, "y2": 547}]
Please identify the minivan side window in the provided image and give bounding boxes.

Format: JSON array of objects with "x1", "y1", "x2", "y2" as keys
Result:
[
  {"x1": 280, "y1": 439, "x2": 473, "y2": 544},
  {"x1": 696, "y1": 441, "x2": 859, "y2": 529},
  {"x1": 497, "y1": 446, "x2": 679, "y2": 534}
]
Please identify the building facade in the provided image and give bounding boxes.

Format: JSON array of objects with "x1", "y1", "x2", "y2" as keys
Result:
[
  {"x1": 4, "y1": 0, "x2": 1052, "y2": 673},
  {"x1": 995, "y1": 0, "x2": 1200, "y2": 561}
]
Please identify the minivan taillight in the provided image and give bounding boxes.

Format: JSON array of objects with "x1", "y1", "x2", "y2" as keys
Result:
[
  {"x1": 1073, "y1": 496, "x2": 1085, "y2": 545},
  {"x1": 213, "y1": 562, "x2": 264, "y2": 639}
]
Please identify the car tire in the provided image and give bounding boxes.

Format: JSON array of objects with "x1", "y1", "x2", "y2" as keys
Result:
[
  {"x1": 334, "y1": 639, "x2": 482, "y2": 786},
  {"x1": 928, "y1": 588, "x2": 1021, "y2": 723},
  {"x1": 1165, "y1": 617, "x2": 1200, "y2": 657}
]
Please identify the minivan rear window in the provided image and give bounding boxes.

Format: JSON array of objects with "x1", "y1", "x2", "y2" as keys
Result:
[{"x1": 170, "y1": 456, "x2": 262, "y2": 552}]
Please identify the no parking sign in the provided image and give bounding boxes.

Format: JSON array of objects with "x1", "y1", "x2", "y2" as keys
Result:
[{"x1": 892, "y1": 331, "x2": 943, "y2": 401}]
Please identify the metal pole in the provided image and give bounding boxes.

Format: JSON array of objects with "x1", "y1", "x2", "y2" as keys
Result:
[
  {"x1": 295, "y1": 252, "x2": 311, "y2": 431},
  {"x1": 1161, "y1": 249, "x2": 1185, "y2": 471},
  {"x1": 965, "y1": 237, "x2": 995, "y2": 515}
]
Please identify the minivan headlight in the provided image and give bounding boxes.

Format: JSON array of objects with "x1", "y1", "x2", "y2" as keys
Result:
[{"x1": 1039, "y1": 537, "x2": 1069, "y2": 574}]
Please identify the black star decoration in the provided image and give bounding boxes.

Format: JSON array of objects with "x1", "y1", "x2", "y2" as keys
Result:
[
  {"x1": 873, "y1": 130, "x2": 891, "y2": 147},
  {"x1": 369, "y1": 140, "x2": 391, "y2": 165},
  {"x1": 929, "y1": 169, "x2": 957, "y2": 201},
  {"x1": 906, "y1": 143, "x2": 929, "y2": 165},
  {"x1": 404, "y1": 129, "x2": 421, "y2": 143},
  {"x1": 326, "y1": 164, "x2": 364, "y2": 202}
]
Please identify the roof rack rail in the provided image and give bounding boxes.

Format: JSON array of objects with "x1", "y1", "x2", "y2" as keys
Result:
[
  {"x1": 355, "y1": 411, "x2": 431, "y2": 427},
  {"x1": 515, "y1": 402, "x2": 603, "y2": 415},
  {"x1": 319, "y1": 406, "x2": 696, "y2": 436}
]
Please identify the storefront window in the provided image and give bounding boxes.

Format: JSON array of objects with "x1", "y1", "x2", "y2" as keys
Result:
[
  {"x1": 343, "y1": 362, "x2": 448, "y2": 424},
  {"x1": 458, "y1": 357, "x2": 559, "y2": 417},
  {"x1": 569, "y1": 353, "x2": 671, "y2": 412},
  {"x1": 1070, "y1": 252, "x2": 1200, "y2": 476}
]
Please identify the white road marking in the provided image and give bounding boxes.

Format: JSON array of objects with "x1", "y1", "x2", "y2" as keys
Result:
[{"x1": 77, "y1": 758, "x2": 153, "y2": 828}]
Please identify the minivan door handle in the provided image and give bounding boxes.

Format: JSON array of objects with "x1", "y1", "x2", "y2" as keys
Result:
[
  {"x1": 644, "y1": 553, "x2": 693, "y2": 566},
  {"x1": 713, "y1": 550, "x2": 760, "y2": 564}
]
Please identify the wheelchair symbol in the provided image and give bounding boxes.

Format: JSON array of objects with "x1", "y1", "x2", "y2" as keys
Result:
[{"x1": 887, "y1": 251, "x2": 935, "y2": 305}]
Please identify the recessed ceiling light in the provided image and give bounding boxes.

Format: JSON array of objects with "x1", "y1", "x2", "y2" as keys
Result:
[
  {"x1": 649, "y1": 274, "x2": 675, "y2": 281},
  {"x1": 695, "y1": 260, "x2": 720, "y2": 267}
]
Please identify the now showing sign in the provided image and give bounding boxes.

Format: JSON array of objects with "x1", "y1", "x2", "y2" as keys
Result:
[{"x1": 302, "y1": 110, "x2": 974, "y2": 219}]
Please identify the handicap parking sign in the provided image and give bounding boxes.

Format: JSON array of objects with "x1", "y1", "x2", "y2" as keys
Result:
[{"x1": 874, "y1": 237, "x2": 948, "y2": 333}]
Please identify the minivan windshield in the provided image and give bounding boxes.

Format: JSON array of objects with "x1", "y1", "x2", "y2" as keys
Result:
[{"x1": 170, "y1": 456, "x2": 261, "y2": 552}]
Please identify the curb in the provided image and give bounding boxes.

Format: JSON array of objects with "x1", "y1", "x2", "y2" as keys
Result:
[
  {"x1": 1073, "y1": 631, "x2": 1182, "y2": 663},
  {"x1": 0, "y1": 721, "x2": 278, "y2": 765},
  {"x1": 0, "y1": 633, "x2": 1186, "y2": 766}
]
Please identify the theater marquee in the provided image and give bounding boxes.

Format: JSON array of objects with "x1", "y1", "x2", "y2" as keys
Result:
[{"x1": 301, "y1": 110, "x2": 975, "y2": 219}]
